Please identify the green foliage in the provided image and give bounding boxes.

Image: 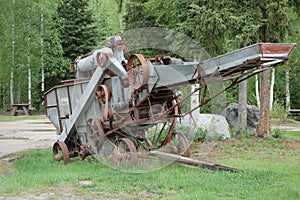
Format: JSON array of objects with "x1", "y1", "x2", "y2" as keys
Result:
[
  {"x1": 194, "y1": 127, "x2": 207, "y2": 142},
  {"x1": 223, "y1": 81, "x2": 238, "y2": 104},
  {"x1": 287, "y1": 37, "x2": 300, "y2": 108},
  {"x1": 246, "y1": 75, "x2": 259, "y2": 106},
  {"x1": 186, "y1": 2, "x2": 228, "y2": 56},
  {"x1": 58, "y1": 0, "x2": 99, "y2": 61},
  {"x1": 0, "y1": 0, "x2": 300, "y2": 115},
  {"x1": 272, "y1": 129, "x2": 284, "y2": 139},
  {"x1": 124, "y1": 0, "x2": 155, "y2": 30},
  {"x1": 123, "y1": 0, "x2": 300, "y2": 117},
  {"x1": 235, "y1": 131, "x2": 255, "y2": 139},
  {"x1": 271, "y1": 100, "x2": 289, "y2": 122},
  {"x1": 89, "y1": 0, "x2": 122, "y2": 43}
]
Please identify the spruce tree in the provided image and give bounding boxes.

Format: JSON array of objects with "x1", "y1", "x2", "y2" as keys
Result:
[
  {"x1": 124, "y1": 0, "x2": 155, "y2": 30},
  {"x1": 58, "y1": 0, "x2": 98, "y2": 61}
]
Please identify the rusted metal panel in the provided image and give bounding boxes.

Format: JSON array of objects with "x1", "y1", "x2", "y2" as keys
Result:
[{"x1": 260, "y1": 43, "x2": 296, "y2": 56}]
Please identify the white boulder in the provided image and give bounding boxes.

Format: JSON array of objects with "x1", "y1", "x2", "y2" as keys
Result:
[{"x1": 180, "y1": 113, "x2": 231, "y2": 140}]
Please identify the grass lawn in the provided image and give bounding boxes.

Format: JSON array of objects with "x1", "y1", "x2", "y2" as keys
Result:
[
  {"x1": 0, "y1": 132, "x2": 299, "y2": 200},
  {"x1": 0, "y1": 114, "x2": 46, "y2": 121},
  {"x1": 280, "y1": 130, "x2": 300, "y2": 139}
]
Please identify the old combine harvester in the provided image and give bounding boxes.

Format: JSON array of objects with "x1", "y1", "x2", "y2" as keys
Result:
[{"x1": 45, "y1": 35, "x2": 295, "y2": 172}]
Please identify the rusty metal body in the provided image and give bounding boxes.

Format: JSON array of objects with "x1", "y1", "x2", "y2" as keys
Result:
[{"x1": 45, "y1": 37, "x2": 295, "y2": 170}]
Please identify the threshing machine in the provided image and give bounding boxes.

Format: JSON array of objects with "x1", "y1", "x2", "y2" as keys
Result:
[{"x1": 45, "y1": 35, "x2": 295, "y2": 171}]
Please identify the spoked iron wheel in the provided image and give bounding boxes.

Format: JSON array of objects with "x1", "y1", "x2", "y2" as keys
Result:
[
  {"x1": 111, "y1": 138, "x2": 138, "y2": 167},
  {"x1": 126, "y1": 54, "x2": 149, "y2": 90},
  {"x1": 53, "y1": 142, "x2": 70, "y2": 164},
  {"x1": 140, "y1": 100, "x2": 179, "y2": 150}
]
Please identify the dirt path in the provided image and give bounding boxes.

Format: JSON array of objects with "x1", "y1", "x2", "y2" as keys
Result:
[
  {"x1": 0, "y1": 116, "x2": 57, "y2": 160},
  {"x1": 271, "y1": 121, "x2": 300, "y2": 131}
]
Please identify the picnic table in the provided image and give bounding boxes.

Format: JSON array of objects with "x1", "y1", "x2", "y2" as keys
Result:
[
  {"x1": 11, "y1": 104, "x2": 32, "y2": 116},
  {"x1": 288, "y1": 109, "x2": 300, "y2": 118}
]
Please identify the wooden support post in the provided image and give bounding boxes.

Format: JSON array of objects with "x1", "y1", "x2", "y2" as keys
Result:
[
  {"x1": 238, "y1": 78, "x2": 247, "y2": 134},
  {"x1": 256, "y1": 70, "x2": 271, "y2": 137}
]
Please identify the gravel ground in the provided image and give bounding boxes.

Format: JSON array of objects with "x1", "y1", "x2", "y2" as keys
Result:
[
  {"x1": 0, "y1": 116, "x2": 58, "y2": 161},
  {"x1": 271, "y1": 122, "x2": 300, "y2": 131}
]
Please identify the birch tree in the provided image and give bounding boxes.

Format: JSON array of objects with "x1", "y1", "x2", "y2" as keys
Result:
[
  {"x1": 255, "y1": 74, "x2": 260, "y2": 108},
  {"x1": 270, "y1": 68, "x2": 275, "y2": 110},
  {"x1": 41, "y1": 0, "x2": 44, "y2": 103},
  {"x1": 27, "y1": 0, "x2": 32, "y2": 108},
  {"x1": 17, "y1": 40, "x2": 24, "y2": 104},
  {"x1": 285, "y1": 69, "x2": 290, "y2": 111},
  {"x1": 10, "y1": 0, "x2": 15, "y2": 106}
]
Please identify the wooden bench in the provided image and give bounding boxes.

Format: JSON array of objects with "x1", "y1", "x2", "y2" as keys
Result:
[
  {"x1": 11, "y1": 104, "x2": 32, "y2": 116},
  {"x1": 288, "y1": 109, "x2": 300, "y2": 118}
]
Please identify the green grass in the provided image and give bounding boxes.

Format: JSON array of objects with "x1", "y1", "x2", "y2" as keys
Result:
[
  {"x1": 0, "y1": 135, "x2": 299, "y2": 199},
  {"x1": 279, "y1": 130, "x2": 300, "y2": 139},
  {"x1": 0, "y1": 114, "x2": 45, "y2": 121}
]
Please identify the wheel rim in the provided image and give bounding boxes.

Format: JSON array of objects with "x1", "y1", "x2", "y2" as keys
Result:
[{"x1": 53, "y1": 142, "x2": 70, "y2": 164}]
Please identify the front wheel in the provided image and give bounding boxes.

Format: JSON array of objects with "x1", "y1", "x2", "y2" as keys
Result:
[{"x1": 53, "y1": 142, "x2": 70, "y2": 164}]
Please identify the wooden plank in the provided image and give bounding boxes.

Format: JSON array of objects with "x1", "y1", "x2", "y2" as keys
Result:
[
  {"x1": 289, "y1": 109, "x2": 300, "y2": 113},
  {"x1": 141, "y1": 151, "x2": 243, "y2": 172},
  {"x1": 288, "y1": 109, "x2": 300, "y2": 118}
]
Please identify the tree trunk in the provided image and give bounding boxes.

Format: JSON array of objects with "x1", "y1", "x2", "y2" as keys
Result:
[
  {"x1": 285, "y1": 69, "x2": 290, "y2": 111},
  {"x1": 270, "y1": 68, "x2": 275, "y2": 110},
  {"x1": 255, "y1": 74, "x2": 260, "y2": 108},
  {"x1": 256, "y1": 70, "x2": 271, "y2": 137},
  {"x1": 237, "y1": 79, "x2": 247, "y2": 133},
  {"x1": 28, "y1": 0, "x2": 32, "y2": 107},
  {"x1": 41, "y1": 0, "x2": 44, "y2": 104},
  {"x1": 17, "y1": 49, "x2": 24, "y2": 104},
  {"x1": 10, "y1": 0, "x2": 15, "y2": 106}
]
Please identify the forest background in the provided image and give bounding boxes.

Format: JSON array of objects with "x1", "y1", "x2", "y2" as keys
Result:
[{"x1": 0, "y1": 0, "x2": 299, "y2": 114}]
